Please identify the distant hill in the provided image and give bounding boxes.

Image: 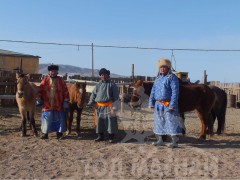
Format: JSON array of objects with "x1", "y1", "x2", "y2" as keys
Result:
[{"x1": 38, "y1": 64, "x2": 126, "y2": 78}]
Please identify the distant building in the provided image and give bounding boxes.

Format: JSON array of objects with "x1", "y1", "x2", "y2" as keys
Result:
[{"x1": 0, "y1": 49, "x2": 40, "y2": 74}]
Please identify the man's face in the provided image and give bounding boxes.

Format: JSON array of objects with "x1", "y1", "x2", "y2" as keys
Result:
[
  {"x1": 160, "y1": 66, "x2": 169, "y2": 74},
  {"x1": 49, "y1": 70, "x2": 58, "y2": 77},
  {"x1": 100, "y1": 73, "x2": 109, "y2": 81}
]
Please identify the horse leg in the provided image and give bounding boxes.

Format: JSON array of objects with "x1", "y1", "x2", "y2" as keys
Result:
[
  {"x1": 216, "y1": 114, "x2": 222, "y2": 135},
  {"x1": 180, "y1": 113, "x2": 186, "y2": 135},
  {"x1": 29, "y1": 111, "x2": 38, "y2": 137},
  {"x1": 19, "y1": 108, "x2": 27, "y2": 137},
  {"x1": 196, "y1": 110, "x2": 210, "y2": 140},
  {"x1": 207, "y1": 113, "x2": 214, "y2": 137},
  {"x1": 21, "y1": 116, "x2": 27, "y2": 137},
  {"x1": 76, "y1": 108, "x2": 83, "y2": 137},
  {"x1": 30, "y1": 118, "x2": 38, "y2": 137},
  {"x1": 21, "y1": 117, "x2": 27, "y2": 137},
  {"x1": 66, "y1": 110, "x2": 73, "y2": 135},
  {"x1": 208, "y1": 111, "x2": 216, "y2": 134},
  {"x1": 27, "y1": 111, "x2": 32, "y2": 130}
]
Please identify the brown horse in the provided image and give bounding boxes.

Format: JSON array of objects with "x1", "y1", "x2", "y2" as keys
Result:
[
  {"x1": 16, "y1": 73, "x2": 38, "y2": 137},
  {"x1": 66, "y1": 82, "x2": 86, "y2": 137},
  {"x1": 130, "y1": 80, "x2": 216, "y2": 140}
]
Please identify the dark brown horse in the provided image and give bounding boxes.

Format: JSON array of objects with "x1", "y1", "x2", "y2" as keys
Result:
[
  {"x1": 66, "y1": 82, "x2": 86, "y2": 137},
  {"x1": 16, "y1": 73, "x2": 38, "y2": 137},
  {"x1": 130, "y1": 80, "x2": 216, "y2": 140}
]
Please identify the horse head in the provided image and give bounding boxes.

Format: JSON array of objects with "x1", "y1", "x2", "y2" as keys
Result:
[
  {"x1": 129, "y1": 80, "x2": 145, "y2": 109},
  {"x1": 16, "y1": 73, "x2": 30, "y2": 98},
  {"x1": 74, "y1": 82, "x2": 86, "y2": 108}
]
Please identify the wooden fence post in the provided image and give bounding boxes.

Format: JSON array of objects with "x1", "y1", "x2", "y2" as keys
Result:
[{"x1": 203, "y1": 70, "x2": 207, "y2": 85}]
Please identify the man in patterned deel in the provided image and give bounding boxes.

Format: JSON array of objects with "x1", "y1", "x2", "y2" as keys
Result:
[{"x1": 37, "y1": 64, "x2": 69, "y2": 139}]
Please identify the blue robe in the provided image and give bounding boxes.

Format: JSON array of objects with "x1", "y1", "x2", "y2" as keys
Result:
[
  {"x1": 149, "y1": 72, "x2": 182, "y2": 135},
  {"x1": 41, "y1": 110, "x2": 67, "y2": 133}
]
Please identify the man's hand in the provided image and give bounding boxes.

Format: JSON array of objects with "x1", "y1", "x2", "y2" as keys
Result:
[
  {"x1": 36, "y1": 98, "x2": 43, "y2": 107},
  {"x1": 63, "y1": 101, "x2": 69, "y2": 109}
]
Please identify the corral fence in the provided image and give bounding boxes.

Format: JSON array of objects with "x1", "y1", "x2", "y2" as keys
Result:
[
  {"x1": 0, "y1": 70, "x2": 149, "y2": 107},
  {"x1": 1, "y1": 70, "x2": 239, "y2": 108},
  {"x1": 209, "y1": 81, "x2": 240, "y2": 108},
  {"x1": 0, "y1": 70, "x2": 17, "y2": 106}
]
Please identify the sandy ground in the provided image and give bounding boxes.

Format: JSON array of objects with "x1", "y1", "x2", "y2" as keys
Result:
[{"x1": 0, "y1": 104, "x2": 240, "y2": 179}]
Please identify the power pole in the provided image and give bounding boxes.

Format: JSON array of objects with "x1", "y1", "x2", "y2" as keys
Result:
[
  {"x1": 131, "y1": 64, "x2": 134, "y2": 82},
  {"x1": 19, "y1": 58, "x2": 23, "y2": 73},
  {"x1": 203, "y1": 70, "x2": 207, "y2": 85}
]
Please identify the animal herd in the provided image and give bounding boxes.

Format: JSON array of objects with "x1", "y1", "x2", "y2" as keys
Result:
[{"x1": 15, "y1": 73, "x2": 227, "y2": 141}]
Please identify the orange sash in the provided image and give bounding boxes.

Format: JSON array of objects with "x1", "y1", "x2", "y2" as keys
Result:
[
  {"x1": 157, "y1": 100, "x2": 170, "y2": 107},
  {"x1": 93, "y1": 101, "x2": 113, "y2": 125}
]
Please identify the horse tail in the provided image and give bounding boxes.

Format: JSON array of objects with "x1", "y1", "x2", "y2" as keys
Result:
[{"x1": 220, "y1": 90, "x2": 227, "y2": 133}]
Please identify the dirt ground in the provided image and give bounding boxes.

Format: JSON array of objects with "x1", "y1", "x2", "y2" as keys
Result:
[{"x1": 0, "y1": 105, "x2": 240, "y2": 179}]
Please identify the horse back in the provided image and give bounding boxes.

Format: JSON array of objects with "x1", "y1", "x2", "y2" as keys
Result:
[{"x1": 178, "y1": 84, "x2": 215, "y2": 113}]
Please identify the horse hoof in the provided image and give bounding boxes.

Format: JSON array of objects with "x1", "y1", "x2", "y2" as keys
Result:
[
  {"x1": 197, "y1": 136, "x2": 206, "y2": 141},
  {"x1": 77, "y1": 134, "x2": 82, "y2": 139},
  {"x1": 21, "y1": 133, "x2": 27, "y2": 137},
  {"x1": 34, "y1": 132, "x2": 39, "y2": 137}
]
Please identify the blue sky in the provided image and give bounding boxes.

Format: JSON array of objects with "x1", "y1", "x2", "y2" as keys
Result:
[{"x1": 0, "y1": 0, "x2": 240, "y2": 82}]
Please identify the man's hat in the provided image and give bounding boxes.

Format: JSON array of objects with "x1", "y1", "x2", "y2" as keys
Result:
[
  {"x1": 48, "y1": 64, "x2": 59, "y2": 71},
  {"x1": 156, "y1": 58, "x2": 172, "y2": 69},
  {"x1": 99, "y1": 68, "x2": 110, "y2": 76}
]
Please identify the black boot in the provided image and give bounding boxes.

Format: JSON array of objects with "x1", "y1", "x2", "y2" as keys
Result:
[
  {"x1": 94, "y1": 133, "x2": 104, "y2": 142},
  {"x1": 56, "y1": 132, "x2": 63, "y2": 139},
  {"x1": 41, "y1": 133, "x2": 48, "y2": 139},
  {"x1": 108, "y1": 133, "x2": 115, "y2": 143}
]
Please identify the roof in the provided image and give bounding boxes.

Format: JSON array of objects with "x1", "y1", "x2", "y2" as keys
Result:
[{"x1": 0, "y1": 49, "x2": 41, "y2": 58}]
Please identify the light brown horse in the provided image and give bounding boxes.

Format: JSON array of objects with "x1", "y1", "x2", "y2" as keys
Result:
[
  {"x1": 16, "y1": 73, "x2": 38, "y2": 137},
  {"x1": 66, "y1": 82, "x2": 86, "y2": 137},
  {"x1": 130, "y1": 80, "x2": 216, "y2": 140}
]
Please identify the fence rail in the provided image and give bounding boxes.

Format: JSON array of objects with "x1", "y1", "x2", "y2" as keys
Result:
[{"x1": 1, "y1": 70, "x2": 239, "y2": 107}]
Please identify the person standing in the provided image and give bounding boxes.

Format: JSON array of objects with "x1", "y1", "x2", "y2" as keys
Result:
[
  {"x1": 87, "y1": 68, "x2": 119, "y2": 143},
  {"x1": 37, "y1": 64, "x2": 69, "y2": 139},
  {"x1": 149, "y1": 58, "x2": 182, "y2": 148}
]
